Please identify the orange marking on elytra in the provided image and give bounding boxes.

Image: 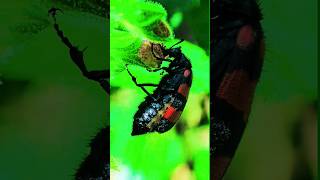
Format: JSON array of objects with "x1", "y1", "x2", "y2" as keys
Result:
[
  {"x1": 163, "y1": 106, "x2": 181, "y2": 123},
  {"x1": 217, "y1": 70, "x2": 257, "y2": 121},
  {"x1": 178, "y1": 83, "x2": 190, "y2": 97},
  {"x1": 237, "y1": 25, "x2": 255, "y2": 49},
  {"x1": 183, "y1": 69, "x2": 191, "y2": 77}
]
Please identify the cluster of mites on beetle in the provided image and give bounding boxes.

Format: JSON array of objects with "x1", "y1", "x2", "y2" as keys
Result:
[{"x1": 126, "y1": 40, "x2": 193, "y2": 135}]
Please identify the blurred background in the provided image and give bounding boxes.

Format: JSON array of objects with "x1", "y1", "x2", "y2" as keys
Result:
[
  {"x1": 0, "y1": 0, "x2": 107, "y2": 179},
  {"x1": 110, "y1": 0, "x2": 210, "y2": 179},
  {"x1": 224, "y1": 0, "x2": 318, "y2": 180}
]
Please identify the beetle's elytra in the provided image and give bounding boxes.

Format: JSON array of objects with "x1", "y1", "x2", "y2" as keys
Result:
[
  {"x1": 127, "y1": 40, "x2": 192, "y2": 136},
  {"x1": 211, "y1": 0, "x2": 265, "y2": 179}
]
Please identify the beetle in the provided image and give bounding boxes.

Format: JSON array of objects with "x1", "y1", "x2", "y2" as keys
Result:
[
  {"x1": 126, "y1": 40, "x2": 193, "y2": 136},
  {"x1": 49, "y1": 8, "x2": 109, "y2": 180},
  {"x1": 211, "y1": 0, "x2": 265, "y2": 179}
]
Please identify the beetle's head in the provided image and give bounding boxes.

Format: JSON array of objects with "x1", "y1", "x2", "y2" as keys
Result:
[
  {"x1": 162, "y1": 39, "x2": 184, "y2": 58},
  {"x1": 164, "y1": 47, "x2": 182, "y2": 58},
  {"x1": 150, "y1": 40, "x2": 189, "y2": 72}
]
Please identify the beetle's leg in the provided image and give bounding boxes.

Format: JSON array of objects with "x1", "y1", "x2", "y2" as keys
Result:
[
  {"x1": 84, "y1": 70, "x2": 110, "y2": 93},
  {"x1": 135, "y1": 83, "x2": 158, "y2": 87},
  {"x1": 49, "y1": 8, "x2": 73, "y2": 49},
  {"x1": 125, "y1": 66, "x2": 157, "y2": 87},
  {"x1": 50, "y1": 10, "x2": 88, "y2": 74},
  {"x1": 84, "y1": 70, "x2": 109, "y2": 80},
  {"x1": 71, "y1": 49, "x2": 110, "y2": 93},
  {"x1": 69, "y1": 47, "x2": 110, "y2": 93},
  {"x1": 125, "y1": 65, "x2": 158, "y2": 98},
  {"x1": 146, "y1": 67, "x2": 168, "y2": 74},
  {"x1": 49, "y1": 9, "x2": 110, "y2": 93}
]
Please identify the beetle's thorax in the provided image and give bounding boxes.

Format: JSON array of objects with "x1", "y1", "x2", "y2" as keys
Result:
[{"x1": 166, "y1": 48, "x2": 191, "y2": 73}]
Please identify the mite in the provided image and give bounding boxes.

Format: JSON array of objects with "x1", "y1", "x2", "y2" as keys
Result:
[
  {"x1": 126, "y1": 40, "x2": 192, "y2": 136},
  {"x1": 211, "y1": 0, "x2": 265, "y2": 179}
]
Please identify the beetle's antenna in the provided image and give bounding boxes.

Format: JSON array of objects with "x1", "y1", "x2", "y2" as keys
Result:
[{"x1": 168, "y1": 39, "x2": 184, "y2": 49}]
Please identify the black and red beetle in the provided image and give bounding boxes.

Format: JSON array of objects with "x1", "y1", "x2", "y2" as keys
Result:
[
  {"x1": 126, "y1": 40, "x2": 193, "y2": 136},
  {"x1": 211, "y1": 0, "x2": 265, "y2": 179}
]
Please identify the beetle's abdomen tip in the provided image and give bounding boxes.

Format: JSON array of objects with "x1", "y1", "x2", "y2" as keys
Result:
[
  {"x1": 131, "y1": 131, "x2": 140, "y2": 136},
  {"x1": 131, "y1": 123, "x2": 149, "y2": 136},
  {"x1": 131, "y1": 130, "x2": 146, "y2": 136}
]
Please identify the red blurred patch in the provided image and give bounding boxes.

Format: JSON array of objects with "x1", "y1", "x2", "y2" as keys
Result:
[
  {"x1": 212, "y1": 156, "x2": 232, "y2": 180},
  {"x1": 163, "y1": 106, "x2": 182, "y2": 123},
  {"x1": 183, "y1": 69, "x2": 191, "y2": 77},
  {"x1": 178, "y1": 83, "x2": 190, "y2": 97},
  {"x1": 236, "y1": 25, "x2": 255, "y2": 49},
  {"x1": 217, "y1": 70, "x2": 257, "y2": 120}
]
